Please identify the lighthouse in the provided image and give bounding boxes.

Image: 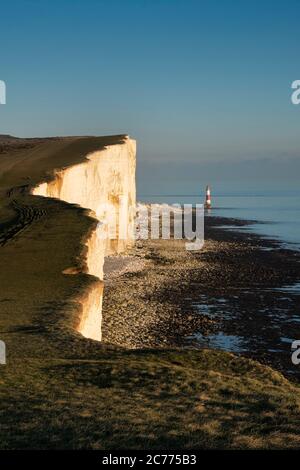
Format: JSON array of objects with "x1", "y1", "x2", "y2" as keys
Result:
[{"x1": 205, "y1": 185, "x2": 211, "y2": 209}]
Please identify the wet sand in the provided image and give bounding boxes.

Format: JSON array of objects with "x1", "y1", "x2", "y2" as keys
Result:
[{"x1": 102, "y1": 214, "x2": 300, "y2": 382}]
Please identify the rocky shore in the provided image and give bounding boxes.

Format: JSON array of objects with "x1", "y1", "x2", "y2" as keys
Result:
[{"x1": 102, "y1": 214, "x2": 300, "y2": 381}]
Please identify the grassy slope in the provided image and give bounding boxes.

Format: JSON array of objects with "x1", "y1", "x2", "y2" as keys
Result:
[
  {"x1": 1, "y1": 350, "x2": 300, "y2": 449},
  {"x1": 0, "y1": 136, "x2": 299, "y2": 449}
]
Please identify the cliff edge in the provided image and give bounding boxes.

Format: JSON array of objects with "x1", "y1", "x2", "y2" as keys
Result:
[{"x1": 0, "y1": 134, "x2": 136, "y2": 355}]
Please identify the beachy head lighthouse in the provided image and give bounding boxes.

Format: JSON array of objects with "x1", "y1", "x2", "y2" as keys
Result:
[{"x1": 204, "y1": 185, "x2": 211, "y2": 209}]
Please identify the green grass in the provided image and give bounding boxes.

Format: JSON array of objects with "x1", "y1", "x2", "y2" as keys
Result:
[{"x1": 1, "y1": 349, "x2": 300, "y2": 449}]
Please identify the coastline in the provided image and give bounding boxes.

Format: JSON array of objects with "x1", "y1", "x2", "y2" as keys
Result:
[
  {"x1": 1, "y1": 195, "x2": 300, "y2": 448},
  {"x1": 102, "y1": 213, "x2": 300, "y2": 382}
]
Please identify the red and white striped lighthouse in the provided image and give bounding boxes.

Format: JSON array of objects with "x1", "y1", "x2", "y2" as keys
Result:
[{"x1": 205, "y1": 185, "x2": 212, "y2": 209}]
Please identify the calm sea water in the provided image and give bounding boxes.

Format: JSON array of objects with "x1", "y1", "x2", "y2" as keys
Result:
[{"x1": 139, "y1": 191, "x2": 300, "y2": 251}]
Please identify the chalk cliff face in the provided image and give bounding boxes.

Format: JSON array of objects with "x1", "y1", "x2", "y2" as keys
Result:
[{"x1": 32, "y1": 136, "x2": 136, "y2": 341}]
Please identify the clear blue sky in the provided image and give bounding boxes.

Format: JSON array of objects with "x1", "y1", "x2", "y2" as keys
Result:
[{"x1": 1, "y1": 0, "x2": 300, "y2": 192}]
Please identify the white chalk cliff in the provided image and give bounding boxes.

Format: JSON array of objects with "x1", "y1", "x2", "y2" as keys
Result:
[{"x1": 32, "y1": 136, "x2": 136, "y2": 341}]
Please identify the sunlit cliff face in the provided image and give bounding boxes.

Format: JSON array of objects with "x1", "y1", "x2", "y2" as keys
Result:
[
  {"x1": 78, "y1": 282, "x2": 104, "y2": 341},
  {"x1": 32, "y1": 137, "x2": 136, "y2": 341}
]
